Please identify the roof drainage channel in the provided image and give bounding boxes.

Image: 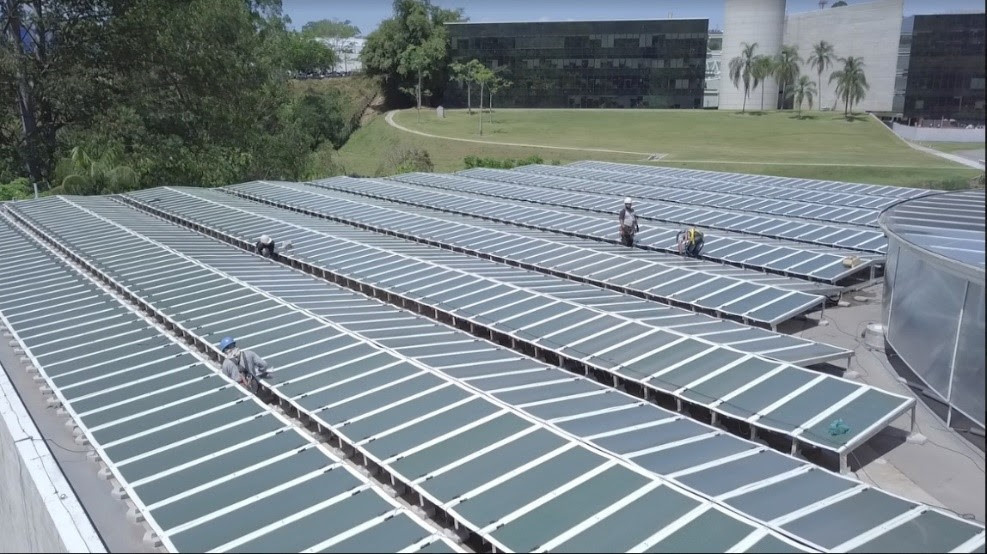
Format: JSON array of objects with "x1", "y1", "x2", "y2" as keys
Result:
[
  {"x1": 4, "y1": 198, "x2": 803, "y2": 554},
  {"x1": 92, "y1": 193, "x2": 987, "y2": 553},
  {"x1": 226, "y1": 180, "x2": 836, "y2": 333},
  {"x1": 119, "y1": 187, "x2": 915, "y2": 475},
  {"x1": 0, "y1": 214, "x2": 458, "y2": 554},
  {"x1": 318, "y1": 175, "x2": 880, "y2": 286},
  {"x1": 456, "y1": 167, "x2": 887, "y2": 251}
]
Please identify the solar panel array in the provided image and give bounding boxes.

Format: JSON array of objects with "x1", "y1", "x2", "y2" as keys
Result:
[
  {"x1": 2, "y1": 187, "x2": 984, "y2": 553},
  {"x1": 387, "y1": 171, "x2": 888, "y2": 259},
  {"x1": 459, "y1": 167, "x2": 888, "y2": 252},
  {"x1": 228, "y1": 181, "x2": 835, "y2": 331},
  {"x1": 118, "y1": 187, "x2": 915, "y2": 462},
  {"x1": 5, "y1": 197, "x2": 815, "y2": 553},
  {"x1": 516, "y1": 164, "x2": 897, "y2": 215},
  {"x1": 314, "y1": 175, "x2": 879, "y2": 284},
  {"x1": 0, "y1": 216, "x2": 459, "y2": 554},
  {"x1": 570, "y1": 161, "x2": 933, "y2": 200}
]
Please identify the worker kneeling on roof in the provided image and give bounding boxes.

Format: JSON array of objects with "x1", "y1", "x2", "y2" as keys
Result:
[
  {"x1": 219, "y1": 336, "x2": 270, "y2": 394},
  {"x1": 255, "y1": 235, "x2": 276, "y2": 258},
  {"x1": 677, "y1": 227, "x2": 705, "y2": 259}
]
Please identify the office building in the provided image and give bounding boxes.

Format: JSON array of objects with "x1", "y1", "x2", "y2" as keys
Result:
[{"x1": 444, "y1": 19, "x2": 708, "y2": 109}]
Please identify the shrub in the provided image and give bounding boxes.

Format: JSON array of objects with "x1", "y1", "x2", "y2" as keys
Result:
[{"x1": 376, "y1": 148, "x2": 434, "y2": 176}]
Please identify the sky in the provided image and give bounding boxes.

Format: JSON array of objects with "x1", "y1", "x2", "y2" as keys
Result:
[{"x1": 282, "y1": 0, "x2": 986, "y2": 35}]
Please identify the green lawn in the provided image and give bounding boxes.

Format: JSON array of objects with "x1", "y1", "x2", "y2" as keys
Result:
[{"x1": 336, "y1": 108, "x2": 981, "y2": 187}]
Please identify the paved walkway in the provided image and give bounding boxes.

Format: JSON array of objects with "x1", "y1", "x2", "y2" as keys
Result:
[{"x1": 386, "y1": 110, "x2": 972, "y2": 169}]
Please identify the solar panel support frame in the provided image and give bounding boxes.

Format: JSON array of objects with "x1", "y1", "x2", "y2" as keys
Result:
[{"x1": 115, "y1": 194, "x2": 916, "y2": 475}]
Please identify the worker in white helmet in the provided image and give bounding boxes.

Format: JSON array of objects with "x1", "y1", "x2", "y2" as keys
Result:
[
  {"x1": 255, "y1": 235, "x2": 276, "y2": 258},
  {"x1": 618, "y1": 197, "x2": 640, "y2": 247}
]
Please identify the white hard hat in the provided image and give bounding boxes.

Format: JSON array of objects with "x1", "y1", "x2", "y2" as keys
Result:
[
  {"x1": 624, "y1": 197, "x2": 632, "y2": 204},
  {"x1": 260, "y1": 235, "x2": 272, "y2": 244}
]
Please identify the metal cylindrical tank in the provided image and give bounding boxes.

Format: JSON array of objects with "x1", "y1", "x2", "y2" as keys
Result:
[{"x1": 719, "y1": 0, "x2": 786, "y2": 111}]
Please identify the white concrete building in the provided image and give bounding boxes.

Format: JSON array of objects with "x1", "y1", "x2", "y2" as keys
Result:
[{"x1": 717, "y1": 0, "x2": 904, "y2": 111}]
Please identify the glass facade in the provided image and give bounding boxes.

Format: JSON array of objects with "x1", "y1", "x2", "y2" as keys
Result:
[
  {"x1": 903, "y1": 14, "x2": 986, "y2": 122},
  {"x1": 445, "y1": 20, "x2": 708, "y2": 109}
]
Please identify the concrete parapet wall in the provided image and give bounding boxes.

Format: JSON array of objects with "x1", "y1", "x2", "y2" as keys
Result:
[
  {"x1": 892, "y1": 122, "x2": 987, "y2": 142},
  {"x1": 0, "y1": 361, "x2": 105, "y2": 553}
]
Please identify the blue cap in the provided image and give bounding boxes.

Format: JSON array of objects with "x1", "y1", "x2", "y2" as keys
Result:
[{"x1": 218, "y1": 336, "x2": 236, "y2": 352}]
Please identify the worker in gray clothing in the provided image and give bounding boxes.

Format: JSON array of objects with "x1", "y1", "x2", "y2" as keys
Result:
[
  {"x1": 218, "y1": 336, "x2": 270, "y2": 394},
  {"x1": 618, "y1": 197, "x2": 640, "y2": 247}
]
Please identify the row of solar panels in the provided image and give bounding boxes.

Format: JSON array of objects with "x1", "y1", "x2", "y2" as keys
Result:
[
  {"x1": 229, "y1": 180, "x2": 835, "y2": 331},
  {"x1": 390, "y1": 171, "x2": 888, "y2": 257},
  {"x1": 6, "y1": 194, "x2": 985, "y2": 553},
  {"x1": 123, "y1": 187, "x2": 907, "y2": 460},
  {"x1": 5, "y1": 198, "x2": 815, "y2": 553},
  {"x1": 516, "y1": 164, "x2": 891, "y2": 219},
  {"x1": 459, "y1": 167, "x2": 888, "y2": 251},
  {"x1": 571, "y1": 161, "x2": 933, "y2": 201},
  {"x1": 314, "y1": 175, "x2": 879, "y2": 285},
  {"x1": 0, "y1": 217, "x2": 461, "y2": 554}
]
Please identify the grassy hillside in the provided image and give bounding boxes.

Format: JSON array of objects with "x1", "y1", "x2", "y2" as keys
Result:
[{"x1": 373, "y1": 108, "x2": 979, "y2": 187}]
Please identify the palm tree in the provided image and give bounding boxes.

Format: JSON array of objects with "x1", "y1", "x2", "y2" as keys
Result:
[
  {"x1": 728, "y1": 42, "x2": 758, "y2": 113},
  {"x1": 788, "y1": 76, "x2": 817, "y2": 117},
  {"x1": 55, "y1": 147, "x2": 138, "y2": 196},
  {"x1": 774, "y1": 45, "x2": 802, "y2": 110},
  {"x1": 751, "y1": 55, "x2": 775, "y2": 111},
  {"x1": 807, "y1": 40, "x2": 836, "y2": 111},
  {"x1": 830, "y1": 56, "x2": 869, "y2": 117}
]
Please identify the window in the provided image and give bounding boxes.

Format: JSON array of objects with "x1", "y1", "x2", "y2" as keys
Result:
[
  {"x1": 675, "y1": 79, "x2": 690, "y2": 89},
  {"x1": 971, "y1": 78, "x2": 985, "y2": 90}
]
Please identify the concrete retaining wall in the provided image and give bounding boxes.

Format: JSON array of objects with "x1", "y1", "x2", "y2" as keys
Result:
[{"x1": 892, "y1": 122, "x2": 987, "y2": 142}]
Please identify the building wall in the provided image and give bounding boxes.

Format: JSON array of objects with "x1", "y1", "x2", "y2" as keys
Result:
[
  {"x1": 903, "y1": 14, "x2": 985, "y2": 122},
  {"x1": 445, "y1": 20, "x2": 707, "y2": 109},
  {"x1": 0, "y1": 361, "x2": 104, "y2": 553},
  {"x1": 719, "y1": 0, "x2": 785, "y2": 110},
  {"x1": 783, "y1": 0, "x2": 903, "y2": 113}
]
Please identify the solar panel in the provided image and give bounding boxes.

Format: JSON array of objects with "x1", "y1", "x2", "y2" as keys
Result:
[
  {"x1": 5, "y1": 197, "x2": 813, "y2": 553},
  {"x1": 512, "y1": 164, "x2": 893, "y2": 216},
  {"x1": 0, "y1": 216, "x2": 459, "y2": 554},
  {"x1": 458, "y1": 167, "x2": 888, "y2": 251},
  {"x1": 312, "y1": 175, "x2": 879, "y2": 285},
  {"x1": 386, "y1": 171, "x2": 888, "y2": 256},
  {"x1": 569, "y1": 161, "x2": 933, "y2": 200},
  {"x1": 10, "y1": 197, "x2": 984, "y2": 554},
  {"x1": 226, "y1": 180, "x2": 837, "y2": 332},
  {"x1": 105, "y1": 189, "x2": 916, "y2": 466}
]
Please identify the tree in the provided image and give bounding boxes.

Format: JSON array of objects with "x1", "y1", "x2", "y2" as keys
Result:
[
  {"x1": 774, "y1": 45, "x2": 801, "y2": 110},
  {"x1": 54, "y1": 147, "x2": 138, "y2": 196},
  {"x1": 283, "y1": 32, "x2": 338, "y2": 74},
  {"x1": 830, "y1": 56, "x2": 869, "y2": 117},
  {"x1": 788, "y1": 75, "x2": 817, "y2": 117},
  {"x1": 361, "y1": 0, "x2": 465, "y2": 107},
  {"x1": 399, "y1": 35, "x2": 445, "y2": 123},
  {"x1": 301, "y1": 18, "x2": 360, "y2": 72},
  {"x1": 751, "y1": 55, "x2": 775, "y2": 111},
  {"x1": 807, "y1": 40, "x2": 836, "y2": 111},
  {"x1": 728, "y1": 42, "x2": 758, "y2": 113},
  {"x1": 472, "y1": 64, "x2": 494, "y2": 135},
  {"x1": 832, "y1": 1, "x2": 848, "y2": 6},
  {"x1": 449, "y1": 59, "x2": 483, "y2": 115},
  {"x1": 487, "y1": 71, "x2": 514, "y2": 113}
]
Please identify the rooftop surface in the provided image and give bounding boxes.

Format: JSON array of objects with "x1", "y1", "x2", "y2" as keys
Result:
[{"x1": 0, "y1": 162, "x2": 984, "y2": 552}]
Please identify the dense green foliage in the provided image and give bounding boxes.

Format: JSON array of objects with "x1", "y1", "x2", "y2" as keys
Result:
[
  {"x1": 0, "y1": 0, "x2": 347, "y2": 194},
  {"x1": 463, "y1": 155, "x2": 551, "y2": 169},
  {"x1": 361, "y1": 0, "x2": 465, "y2": 108}
]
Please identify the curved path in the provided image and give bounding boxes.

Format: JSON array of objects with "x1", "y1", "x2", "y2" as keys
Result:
[{"x1": 385, "y1": 110, "x2": 973, "y2": 169}]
